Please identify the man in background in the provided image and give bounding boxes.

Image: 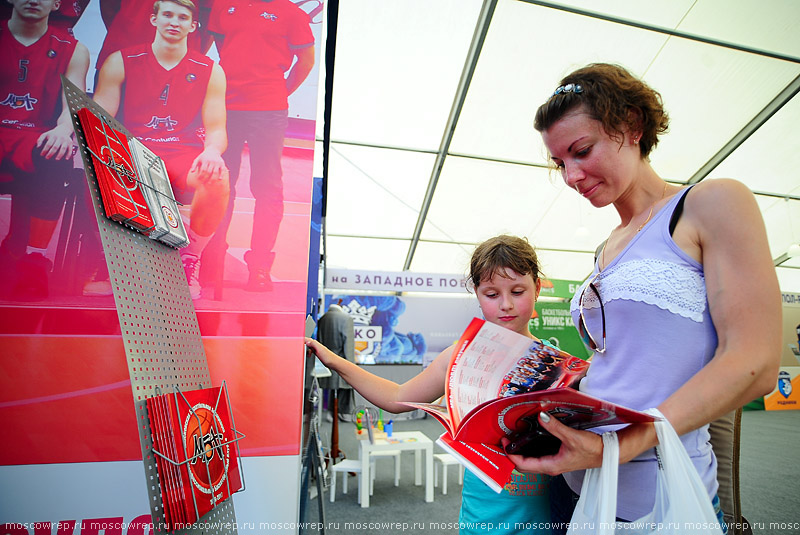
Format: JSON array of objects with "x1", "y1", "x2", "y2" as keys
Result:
[
  {"x1": 0, "y1": 0, "x2": 90, "y2": 37},
  {"x1": 317, "y1": 299, "x2": 355, "y2": 421},
  {"x1": 206, "y1": 0, "x2": 315, "y2": 292}
]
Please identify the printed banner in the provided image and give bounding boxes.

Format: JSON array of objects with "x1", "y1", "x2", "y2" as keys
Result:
[
  {"x1": 326, "y1": 268, "x2": 467, "y2": 293},
  {"x1": 538, "y1": 279, "x2": 583, "y2": 300},
  {"x1": 0, "y1": 0, "x2": 323, "y2": 530},
  {"x1": 528, "y1": 301, "x2": 591, "y2": 359},
  {"x1": 782, "y1": 292, "x2": 800, "y2": 307},
  {"x1": 322, "y1": 294, "x2": 481, "y2": 365},
  {"x1": 326, "y1": 268, "x2": 582, "y2": 299}
]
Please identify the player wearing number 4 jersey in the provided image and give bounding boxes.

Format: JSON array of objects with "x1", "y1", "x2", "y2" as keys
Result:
[
  {"x1": 119, "y1": 43, "x2": 213, "y2": 180},
  {"x1": 94, "y1": 0, "x2": 229, "y2": 300},
  {"x1": 0, "y1": 0, "x2": 89, "y2": 300},
  {"x1": 95, "y1": 0, "x2": 214, "y2": 80}
]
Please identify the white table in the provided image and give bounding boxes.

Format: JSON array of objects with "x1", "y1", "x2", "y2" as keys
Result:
[{"x1": 358, "y1": 430, "x2": 434, "y2": 508}]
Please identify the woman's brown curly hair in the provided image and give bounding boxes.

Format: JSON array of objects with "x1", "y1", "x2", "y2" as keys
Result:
[{"x1": 534, "y1": 63, "x2": 669, "y2": 159}]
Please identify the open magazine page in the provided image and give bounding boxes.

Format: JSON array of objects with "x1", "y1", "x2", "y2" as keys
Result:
[
  {"x1": 445, "y1": 318, "x2": 587, "y2": 430},
  {"x1": 436, "y1": 432, "x2": 515, "y2": 493},
  {"x1": 445, "y1": 318, "x2": 535, "y2": 429},
  {"x1": 453, "y1": 387, "x2": 656, "y2": 444},
  {"x1": 400, "y1": 402, "x2": 453, "y2": 435},
  {"x1": 401, "y1": 319, "x2": 654, "y2": 493},
  {"x1": 437, "y1": 389, "x2": 657, "y2": 493}
]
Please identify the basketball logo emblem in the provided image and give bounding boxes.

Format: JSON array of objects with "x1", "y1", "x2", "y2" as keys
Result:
[
  {"x1": 100, "y1": 145, "x2": 136, "y2": 188},
  {"x1": 183, "y1": 403, "x2": 230, "y2": 495},
  {"x1": 186, "y1": 73, "x2": 197, "y2": 83},
  {"x1": 162, "y1": 205, "x2": 179, "y2": 228},
  {"x1": 47, "y1": 49, "x2": 57, "y2": 58}
]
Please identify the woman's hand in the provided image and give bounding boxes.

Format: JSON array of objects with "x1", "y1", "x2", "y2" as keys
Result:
[
  {"x1": 502, "y1": 411, "x2": 605, "y2": 476},
  {"x1": 503, "y1": 411, "x2": 658, "y2": 475}
]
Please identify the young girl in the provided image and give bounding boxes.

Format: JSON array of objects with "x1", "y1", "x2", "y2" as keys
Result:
[{"x1": 306, "y1": 234, "x2": 553, "y2": 534}]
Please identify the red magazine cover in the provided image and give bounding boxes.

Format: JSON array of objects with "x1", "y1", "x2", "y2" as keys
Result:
[
  {"x1": 77, "y1": 107, "x2": 155, "y2": 232},
  {"x1": 147, "y1": 395, "x2": 176, "y2": 529},
  {"x1": 165, "y1": 386, "x2": 243, "y2": 524},
  {"x1": 402, "y1": 318, "x2": 656, "y2": 492},
  {"x1": 159, "y1": 391, "x2": 185, "y2": 529}
]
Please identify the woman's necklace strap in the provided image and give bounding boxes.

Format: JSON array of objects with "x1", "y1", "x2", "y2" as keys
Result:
[{"x1": 601, "y1": 181, "x2": 668, "y2": 270}]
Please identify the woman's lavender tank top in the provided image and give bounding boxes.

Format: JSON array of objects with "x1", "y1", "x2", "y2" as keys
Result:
[{"x1": 566, "y1": 187, "x2": 719, "y2": 521}]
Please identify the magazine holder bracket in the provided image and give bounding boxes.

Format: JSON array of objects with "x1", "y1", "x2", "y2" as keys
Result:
[
  {"x1": 63, "y1": 77, "x2": 239, "y2": 535},
  {"x1": 150, "y1": 382, "x2": 247, "y2": 522}
]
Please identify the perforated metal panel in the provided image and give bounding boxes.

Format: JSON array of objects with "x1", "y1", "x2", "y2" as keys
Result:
[{"x1": 63, "y1": 78, "x2": 237, "y2": 535}]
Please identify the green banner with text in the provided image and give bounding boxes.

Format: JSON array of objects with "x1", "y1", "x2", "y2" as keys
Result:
[
  {"x1": 529, "y1": 300, "x2": 591, "y2": 359},
  {"x1": 539, "y1": 279, "x2": 583, "y2": 300}
]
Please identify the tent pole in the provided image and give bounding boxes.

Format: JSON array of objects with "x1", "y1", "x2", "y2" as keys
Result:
[{"x1": 403, "y1": 0, "x2": 499, "y2": 271}]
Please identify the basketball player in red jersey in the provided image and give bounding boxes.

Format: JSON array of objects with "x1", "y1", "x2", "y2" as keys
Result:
[
  {"x1": 0, "y1": 0, "x2": 90, "y2": 37},
  {"x1": 95, "y1": 0, "x2": 214, "y2": 82},
  {"x1": 93, "y1": 0, "x2": 229, "y2": 299},
  {"x1": 207, "y1": 0, "x2": 315, "y2": 292},
  {"x1": 0, "y1": 0, "x2": 89, "y2": 299}
]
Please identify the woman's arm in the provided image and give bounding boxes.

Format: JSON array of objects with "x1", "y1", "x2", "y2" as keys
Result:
[
  {"x1": 305, "y1": 337, "x2": 453, "y2": 414},
  {"x1": 656, "y1": 179, "x2": 780, "y2": 429},
  {"x1": 507, "y1": 179, "x2": 781, "y2": 474}
]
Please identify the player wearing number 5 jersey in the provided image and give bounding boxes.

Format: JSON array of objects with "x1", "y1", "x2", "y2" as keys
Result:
[
  {"x1": 94, "y1": 0, "x2": 229, "y2": 300},
  {"x1": 0, "y1": 0, "x2": 89, "y2": 300},
  {"x1": 1, "y1": 0, "x2": 90, "y2": 37}
]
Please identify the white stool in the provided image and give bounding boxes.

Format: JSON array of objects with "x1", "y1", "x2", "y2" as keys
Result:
[
  {"x1": 433, "y1": 453, "x2": 463, "y2": 495},
  {"x1": 329, "y1": 458, "x2": 375, "y2": 503},
  {"x1": 369, "y1": 449, "x2": 402, "y2": 489}
]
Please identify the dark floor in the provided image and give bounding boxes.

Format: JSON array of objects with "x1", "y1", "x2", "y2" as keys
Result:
[{"x1": 301, "y1": 410, "x2": 799, "y2": 535}]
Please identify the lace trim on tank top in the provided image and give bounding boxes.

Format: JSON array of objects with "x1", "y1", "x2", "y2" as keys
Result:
[{"x1": 578, "y1": 258, "x2": 706, "y2": 323}]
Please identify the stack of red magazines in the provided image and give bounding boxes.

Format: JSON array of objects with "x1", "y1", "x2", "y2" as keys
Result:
[
  {"x1": 146, "y1": 386, "x2": 243, "y2": 529},
  {"x1": 77, "y1": 108, "x2": 155, "y2": 232}
]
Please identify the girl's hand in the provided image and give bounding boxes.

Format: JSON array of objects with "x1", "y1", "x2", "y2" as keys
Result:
[
  {"x1": 501, "y1": 411, "x2": 604, "y2": 476},
  {"x1": 304, "y1": 337, "x2": 338, "y2": 368}
]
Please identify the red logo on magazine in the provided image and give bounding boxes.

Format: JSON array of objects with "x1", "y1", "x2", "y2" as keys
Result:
[
  {"x1": 183, "y1": 403, "x2": 231, "y2": 495},
  {"x1": 162, "y1": 205, "x2": 179, "y2": 228},
  {"x1": 101, "y1": 145, "x2": 136, "y2": 186}
]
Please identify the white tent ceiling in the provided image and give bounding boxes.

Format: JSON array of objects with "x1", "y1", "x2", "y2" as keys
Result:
[{"x1": 313, "y1": 0, "x2": 800, "y2": 291}]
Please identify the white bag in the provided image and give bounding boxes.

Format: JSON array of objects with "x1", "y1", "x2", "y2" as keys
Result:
[
  {"x1": 568, "y1": 409, "x2": 724, "y2": 535},
  {"x1": 567, "y1": 431, "x2": 619, "y2": 535}
]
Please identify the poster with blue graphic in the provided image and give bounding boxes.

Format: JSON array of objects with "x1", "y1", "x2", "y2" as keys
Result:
[{"x1": 324, "y1": 294, "x2": 481, "y2": 364}]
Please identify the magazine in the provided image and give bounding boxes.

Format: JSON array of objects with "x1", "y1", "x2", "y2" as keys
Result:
[
  {"x1": 77, "y1": 107, "x2": 189, "y2": 248},
  {"x1": 77, "y1": 108, "x2": 155, "y2": 232},
  {"x1": 147, "y1": 386, "x2": 243, "y2": 528},
  {"x1": 402, "y1": 318, "x2": 656, "y2": 492},
  {"x1": 128, "y1": 137, "x2": 190, "y2": 248}
]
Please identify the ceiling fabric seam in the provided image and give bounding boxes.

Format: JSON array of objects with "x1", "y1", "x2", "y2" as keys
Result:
[
  {"x1": 329, "y1": 233, "x2": 599, "y2": 255},
  {"x1": 688, "y1": 74, "x2": 800, "y2": 185},
  {"x1": 517, "y1": 0, "x2": 800, "y2": 64},
  {"x1": 330, "y1": 145, "x2": 458, "y2": 242}
]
